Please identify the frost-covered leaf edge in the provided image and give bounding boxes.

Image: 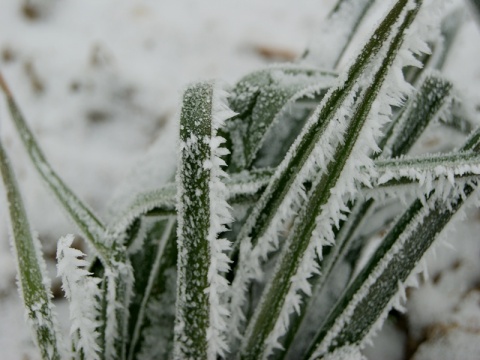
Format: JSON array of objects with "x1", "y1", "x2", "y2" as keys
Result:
[{"x1": 0, "y1": 134, "x2": 63, "y2": 359}]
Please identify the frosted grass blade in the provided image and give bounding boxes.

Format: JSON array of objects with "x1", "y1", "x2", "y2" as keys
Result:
[
  {"x1": 234, "y1": 0, "x2": 420, "y2": 256},
  {"x1": 0, "y1": 140, "x2": 63, "y2": 360},
  {"x1": 127, "y1": 218, "x2": 176, "y2": 360},
  {"x1": 0, "y1": 74, "x2": 110, "y2": 262},
  {"x1": 226, "y1": 65, "x2": 336, "y2": 170},
  {"x1": 111, "y1": 170, "x2": 271, "y2": 238},
  {"x1": 280, "y1": 70, "x2": 456, "y2": 355},
  {"x1": 239, "y1": 1, "x2": 423, "y2": 358},
  {"x1": 372, "y1": 151, "x2": 480, "y2": 189},
  {"x1": 57, "y1": 234, "x2": 102, "y2": 360},
  {"x1": 306, "y1": 185, "x2": 477, "y2": 358},
  {"x1": 305, "y1": 126, "x2": 480, "y2": 358},
  {"x1": 174, "y1": 82, "x2": 234, "y2": 359},
  {"x1": 380, "y1": 72, "x2": 454, "y2": 158}
]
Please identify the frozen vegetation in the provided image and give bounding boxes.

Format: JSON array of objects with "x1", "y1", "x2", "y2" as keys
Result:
[{"x1": 1, "y1": 0, "x2": 480, "y2": 359}]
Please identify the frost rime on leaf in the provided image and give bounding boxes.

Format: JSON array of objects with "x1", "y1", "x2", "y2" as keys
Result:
[
  {"x1": 0, "y1": 139, "x2": 63, "y2": 360},
  {"x1": 226, "y1": 65, "x2": 336, "y2": 170},
  {"x1": 57, "y1": 234, "x2": 102, "y2": 360},
  {"x1": 308, "y1": 183, "x2": 480, "y2": 359},
  {"x1": 239, "y1": 1, "x2": 429, "y2": 358},
  {"x1": 174, "y1": 81, "x2": 235, "y2": 359}
]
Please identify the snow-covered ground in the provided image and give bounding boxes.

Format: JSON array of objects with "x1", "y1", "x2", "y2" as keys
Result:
[{"x1": 0, "y1": 1, "x2": 480, "y2": 359}]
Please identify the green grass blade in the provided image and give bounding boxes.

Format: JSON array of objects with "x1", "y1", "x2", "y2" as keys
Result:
[
  {"x1": 1, "y1": 74, "x2": 134, "y2": 359},
  {"x1": 226, "y1": 65, "x2": 336, "y2": 170},
  {"x1": 372, "y1": 151, "x2": 480, "y2": 190},
  {"x1": 280, "y1": 70, "x2": 456, "y2": 355},
  {"x1": 304, "y1": 126, "x2": 480, "y2": 358},
  {"x1": 235, "y1": 0, "x2": 419, "y2": 255},
  {"x1": 306, "y1": 185, "x2": 477, "y2": 358},
  {"x1": 174, "y1": 82, "x2": 234, "y2": 359},
  {"x1": 380, "y1": 72, "x2": 454, "y2": 158},
  {"x1": 127, "y1": 218, "x2": 177, "y2": 360},
  {"x1": 239, "y1": 2, "x2": 423, "y2": 358},
  {"x1": 0, "y1": 74, "x2": 110, "y2": 262},
  {"x1": 0, "y1": 141, "x2": 63, "y2": 360},
  {"x1": 111, "y1": 169, "x2": 272, "y2": 239}
]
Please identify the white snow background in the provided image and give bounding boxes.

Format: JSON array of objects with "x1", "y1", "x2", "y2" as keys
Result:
[{"x1": 0, "y1": 0, "x2": 480, "y2": 359}]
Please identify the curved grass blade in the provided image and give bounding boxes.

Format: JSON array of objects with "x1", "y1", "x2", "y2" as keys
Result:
[
  {"x1": 127, "y1": 218, "x2": 177, "y2": 360},
  {"x1": 380, "y1": 72, "x2": 454, "y2": 158},
  {"x1": 239, "y1": 2, "x2": 423, "y2": 358},
  {"x1": 1, "y1": 73, "x2": 134, "y2": 360},
  {"x1": 226, "y1": 65, "x2": 336, "y2": 171},
  {"x1": 0, "y1": 139, "x2": 63, "y2": 359},
  {"x1": 174, "y1": 82, "x2": 234, "y2": 359},
  {"x1": 0, "y1": 74, "x2": 110, "y2": 262},
  {"x1": 111, "y1": 169, "x2": 272, "y2": 239}
]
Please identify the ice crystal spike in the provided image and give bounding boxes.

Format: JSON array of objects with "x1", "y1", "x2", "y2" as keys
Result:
[
  {"x1": 57, "y1": 234, "x2": 102, "y2": 360},
  {"x1": 174, "y1": 81, "x2": 234, "y2": 360}
]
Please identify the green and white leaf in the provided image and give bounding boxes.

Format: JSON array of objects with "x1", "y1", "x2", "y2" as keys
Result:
[
  {"x1": 0, "y1": 80, "x2": 110, "y2": 262},
  {"x1": 0, "y1": 139, "x2": 63, "y2": 360},
  {"x1": 174, "y1": 81, "x2": 234, "y2": 359},
  {"x1": 238, "y1": 1, "x2": 425, "y2": 358},
  {"x1": 226, "y1": 65, "x2": 336, "y2": 170},
  {"x1": 127, "y1": 218, "x2": 176, "y2": 360}
]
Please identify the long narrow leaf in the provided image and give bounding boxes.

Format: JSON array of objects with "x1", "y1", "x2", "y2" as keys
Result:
[
  {"x1": 306, "y1": 184, "x2": 478, "y2": 358},
  {"x1": 239, "y1": 1, "x2": 423, "y2": 358},
  {"x1": 235, "y1": 1, "x2": 424, "y2": 358},
  {"x1": 226, "y1": 65, "x2": 336, "y2": 171},
  {"x1": 0, "y1": 74, "x2": 110, "y2": 262},
  {"x1": 111, "y1": 169, "x2": 271, "y2": 238},
  {"x1": 0, "y1": 137, "x2": 63, "y2": 359},
  {"x1": 127, "y1": 218, "x2": 176, "y2": 360},
  {"x1": 305, "y1": 125, "x2": 480, "y2": 358},
  {"x1": 174, "y1": 82, "x2": 234, "y2": 359},
  {"x1": 280, "y1": 70, "x2": 457, "y2": 355}
]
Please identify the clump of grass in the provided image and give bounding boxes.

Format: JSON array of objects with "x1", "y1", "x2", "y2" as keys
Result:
[{"x1": 1, "y1": 0, "x2": 479, "y2": 359}]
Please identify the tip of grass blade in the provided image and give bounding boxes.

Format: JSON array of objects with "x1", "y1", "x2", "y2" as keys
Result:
[{"x1": 0, "y1": 73, "x2": 13, "y2": 98}]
